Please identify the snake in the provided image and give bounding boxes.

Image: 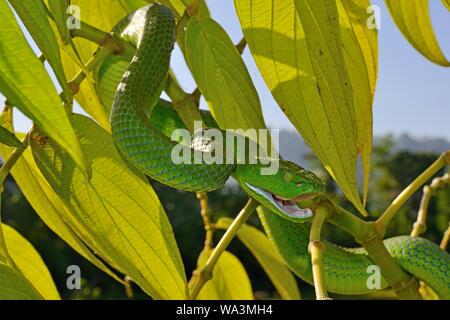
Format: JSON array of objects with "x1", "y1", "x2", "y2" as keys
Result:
[{"x1": 97, "y1": 4, "x2": 450, "y2": 299}]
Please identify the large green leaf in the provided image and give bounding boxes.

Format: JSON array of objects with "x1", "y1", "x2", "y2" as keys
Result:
[
  {"x1": 8, "y1": 0, "x2": 71, "y2": 98},
  {"x1": 0, "y1": 186, "x2": 41, "y2": 299},
  {"x1": 0, "y1": 0, "x2": 90, "y2": 177},
  {"x1": 0, "y1": 111, "x2": 124, "y2": 283},
  {"x1": 30, "y1": 114, "x2": 188, "y2": 300},
  {"x1": 339, "y1": 0, "x2": 377, "y2": 205},
  {"x1": 197, "y1": 250, "x2": 253, "y2": 300},
  {"x1": 185, "y1": 17, "x2": 267, "y2": 132},
  {"x1": 59, "y1": 0, "x2": 146, "y2": 130},
  {"x1": 234, "y1": 0, "x2": 371, "y2": 215},
  {"x1": 385, "y1": 0, "x2": 449, "y2": 66},
  {"x1": 3, "y1": 224, "x2": 60, "y2": 300},
  {"x1": 0, "y1": 264, "x2": 42, "y2": 300},
  {"x1": 216, "y1": 218, "x2": 301, "y2": 300}
]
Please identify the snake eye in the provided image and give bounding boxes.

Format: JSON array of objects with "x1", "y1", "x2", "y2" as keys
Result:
[{"x1": 296, "y1": 181, "x2": 303, "y2": 187}]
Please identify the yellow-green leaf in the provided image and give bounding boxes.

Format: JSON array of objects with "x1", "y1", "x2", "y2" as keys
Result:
[
  {"x1": 234, "y1": 0, "x2": 368, "y2": 215},
  {"x1": 339, "y1": 0, "x2": 378, "y2": 205},
  {"x1": 0, "y1": 0, "x2": 91, "y2": 177},
  {"x1": 216, "y1": 218, "x2": 301, "y2": 300},
  {"x1": 0, "y1": 264, "x2": 42, "y2": 300},
  {"x1": 7, "y1": 0, "x2": 71, "y2": 98},
  {"x1": 197, "y1": 250, "x2": 253, "y2": 300},
  {"x1": 3, "y1": 224, "x2": 60, "y2": 300},
  {"x1": 385, "y1": 0, "x2": 449, "y2": 66},
  {"x1": 185, "y1": 17, "x2": 267, "y2": 132},
  {"x1": 0, "y1": 108, "x2": 122, "y2": 281},
  {"x1": 0, "y1": 130, "x2": 124, "y2": 284},
  {"x1": 30, "y1": 114, "x2": 188, "y2": 300}
]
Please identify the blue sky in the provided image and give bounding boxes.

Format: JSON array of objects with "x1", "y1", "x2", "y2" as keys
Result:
[{"x1": 4, "y1": 0, "x2": 450, "y2": 139}]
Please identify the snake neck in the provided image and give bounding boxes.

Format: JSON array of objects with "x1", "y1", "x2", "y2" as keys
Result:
[
  {"x1": 110, "y1": 5, "x2": 234, "y2": 192},
  {"x1": 112, "y1": 5, "x2": 174, "y2": 118}
]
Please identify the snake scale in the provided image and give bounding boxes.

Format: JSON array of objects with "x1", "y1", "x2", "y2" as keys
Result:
[{"x1": 97, "y1": 4, "x2": 450, "y2": 299}]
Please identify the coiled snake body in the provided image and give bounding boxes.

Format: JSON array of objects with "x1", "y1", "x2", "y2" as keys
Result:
[{"x1": 100, "y1": 5, "x2": 450, "y2": 299}]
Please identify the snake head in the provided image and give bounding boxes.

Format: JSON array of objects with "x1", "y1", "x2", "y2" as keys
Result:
[{"x1": 235, "y1": 160, "x2": 324, "y2": 223}]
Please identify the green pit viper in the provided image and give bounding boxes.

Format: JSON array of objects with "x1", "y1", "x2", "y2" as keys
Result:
[{"x1": 96, "y1": 4, "x2": 450, "y2": 299}]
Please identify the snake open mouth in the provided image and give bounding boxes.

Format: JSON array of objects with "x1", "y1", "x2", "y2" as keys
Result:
[{"x1": 244, "y1": 183, "x2": 314, "y2": 220}]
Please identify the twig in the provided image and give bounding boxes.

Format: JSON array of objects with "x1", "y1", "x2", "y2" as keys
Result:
[
  {"x1": 309, "y1": 201, "x2": 332, "y2": 300},
  {"x1": 411, "y1": 173, "x2": 450, "y2": 238},
  {"x1": 165, "y1": 71, "x2": 203, "y2": 132},
  {"x1": 70, "y1": 20, "x2": 135, "y2": 58},
  {"x1": 0, "y1": 134, "x2": 29, "y2": 193},
  {"x1": 188, "y1": 198, "x2": 258, "y2": 300},
  {"x1": 236, "y1": 37, "x2": 247, "y2": 55},
  {"x1": 196, "y1": 192, "x2": 213, "y2": 249},
  {"x1": 441, "y1": 223, "x2": 450, "y2": 250},
  {"x1": 66, "y1": 46, "x2": 115, "y2": 96},
  {"x1": 376, "y1": 151, "x2": 449, "y2": 236},
  {"x1": 324, "y1": 199, "x2": 422, "y2": 299}
]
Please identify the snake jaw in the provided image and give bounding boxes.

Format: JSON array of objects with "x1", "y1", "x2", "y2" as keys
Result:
[{"x1": 244, "y1": 183, "x2": 313, "y2": 221}]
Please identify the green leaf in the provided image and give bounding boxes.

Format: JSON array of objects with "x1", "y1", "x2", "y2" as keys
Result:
[
  {"x1": 7, "y1": 0, "x2": 71, "y2": 99},
  {"x1": 3, "y1": 224, "x2": 60, "y2": 300},
  {"x1": 59, "y1": 0, "x2": 146, "y2": 130},
  {"x1": 216, "y1": 218, "x2": 301, "y2": 300},
  {"x1": 0, "y1": 264, "x2": 42, "y2": 300},
  {"x1": 46, "y1": 0, "x2": 71, "y2": 45},
  {"x1": 0, "y1": 130, "x2": 124, "y2": 284},
  {"x1": 0, "y1": 0, "x2": 91, "y2": 177},
  {"x1": 30, "y1": 114, "x2": 188, "y2": 300},
  {"x1": 385, "y1": 0, "x2": 449, "y2": 66},
  {"x1": 339, "y1": 0, "x2": 378, "y2": 205},
  {"x1": 234, "y1": 0, "x2": 369, "y2": 215},
  {"x1": 197, "y1": 250, "x2": 253, "y2": 300},
  {"x1": 0, "y1": 125, "x2": 24, "y2": 149},
  {"x1": 185, "y1": 17, "x2": 267, "y2": 132}
]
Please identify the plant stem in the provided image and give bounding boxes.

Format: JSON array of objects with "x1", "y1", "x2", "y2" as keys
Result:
[
  {"x1": 236, "y1": 37, "x2": 247, "y2": 55},
  {"x1": 411, "y1": 173, "x2": 449, "y2": 238},
  {"x1": 70, "y1": 20, "x2": 135, "y2": 58},
  {"x1": 0, "y1": 134, "x2": 29, "y2": 193},
  {"x1": 188, "y1": 198, "x2": 258, "y2": 300},
  {"x1": 376, "y1": 151, "x2": 449, "y2": 236},
  {"x1": 197, "y1": 192, "x2": 213, "y2": 249},
  {"x1": 324, "y1": 199, "x2": 421, "y2": 299},
  {"x1": 361, "y1": 236, "x2": 421, "y2": 299},
  {"x1": 441, "y1": 223, "x2": 450, "y2": 250},
  {"x1": 309, "y1": 201, "x2": 332, "y2": 300},
  {"x1": 67, "y1": 46, "x2": 115, "y2": 96},
  {"x1": 165, "y1": 71, "x2": 203, "y2": 132}
]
